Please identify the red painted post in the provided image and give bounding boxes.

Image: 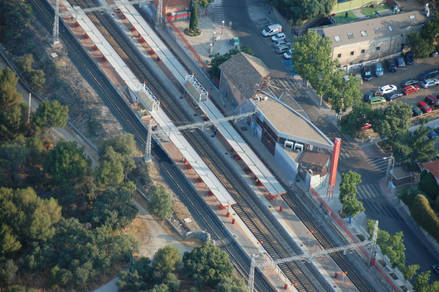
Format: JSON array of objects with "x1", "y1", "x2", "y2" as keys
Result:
[
  {"x1": 335, "y1": 272, "x2": 338, "y2": 279},
  {"x1": 231, "y1": 218, "x2": 235, "y2": 224},
  {"x1": 279, "y1": 205, "x2": 283, "y2": 212},
  {"x1": 226, "y1": 211, "x2": 230, "y2": 217},
  {"x1": 284, "y1": 284, "x2": 288, "y2": 289}
]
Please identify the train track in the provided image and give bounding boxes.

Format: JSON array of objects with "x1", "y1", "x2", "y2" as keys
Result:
[
  {"x1": 29, "y1": 0, "x2": 275, "y2": 291},
  {"x1": 67, "y1": 0, "x2": 332, "y2": 291}
]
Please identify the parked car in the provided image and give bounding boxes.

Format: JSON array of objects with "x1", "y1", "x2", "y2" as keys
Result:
[
  {"x1": 369, "y1": 96, "x2": 386, "y2": 105},
  {"x1": 262, "y1": 24, "x2": 282, "y2": 37},
  {"x1": 283, "y1": 49, "x2": 292, "y2": 60},
  {"x1": 362, "y1": 66, "x2": 373, "y2": 81},
  {"x1": 431, "y1": 51, "x2": 439, "y2": 58},
  {"x1": 275, "y1": 44, "x2": 290, "y2": 54},
  {"x1": 395, "y1": 56, "x2": 406, "y2": 68},
  {"x1": 420, "y1": 78, "x2": 439, "y2": 88},
  {"x1": 402, "y1": 84, "x2": 420, "y2": 95},
  {"x1": 273, "y1": 40, "x2": 290, "y2": 48},
  {"x1": 363, "y1": 90, "x2": 376, "y2": 102},
  {"x1": 401, "y1": 79, "x2": 419, "y2": 87},
  {"x1": 433, "y1": 264, "x2": 439, "y2": 275},
  {"x1": 378, "y1": 84, "x2": 397, "y2": 95},
  {"x1": 404, "y1": 52, "x2": 414, "y2": 65},
  {"x1": 425, "y1": 95, "x2": 439, "y2": 107},
  {"x1": 428, "y1": 129, "x2": 439, "y2": 140},
  {"x1": 386, "y1": 59, "x2": 397, "y2": 72},
  {"x1": 271, "y1": 33, "x2": 286, "y2": 42},
  {"x1": 361, "y1": 123, "x2": 372, "y2": 131},
  {"x1": 384, "y1": 91, "x2": 403, "y2": 101},
  {"x1": 419, "y1": 69, "x2": 439, "y2": 80},
  {"x1": 417, "y1": 101, "x2": 432, "y2": 113},
  {"x1": 375, "y1": 62, "x2": 384, "y2": 77},
  {"x1": 412, "y1": 105, "x2": 423, "y2": 116}
]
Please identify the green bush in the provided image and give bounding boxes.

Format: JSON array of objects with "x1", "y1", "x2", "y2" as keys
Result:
[
  {"x1": 410, "y1": 194, "x2": 439, "y2": 243},
  {"x1": 418, "y1": 170, "x2": 439, "y2": 201}
]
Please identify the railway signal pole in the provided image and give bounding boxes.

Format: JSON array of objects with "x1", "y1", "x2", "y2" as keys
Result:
[
  {"x1": 53, "y1": 0, "x2": 60, "y2": 46},
  {"x1": 247, "y1": 221, "x2": 379, "y2": 292}
]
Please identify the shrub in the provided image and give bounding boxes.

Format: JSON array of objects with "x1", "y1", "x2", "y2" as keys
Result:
[
  {"x1": 410, "y1": 194, "x2": 439, "y2": 243},
  {"x1": 418, "y1": 170, "x2": 439, "y2": 201}
]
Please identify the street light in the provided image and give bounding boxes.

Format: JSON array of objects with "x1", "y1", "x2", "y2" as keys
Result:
[{"x1": 384, "y1": 154, "x2": 395, "y2": 183}]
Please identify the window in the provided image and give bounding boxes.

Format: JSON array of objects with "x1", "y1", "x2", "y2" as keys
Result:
[
  {"x1": 376, "y1": 46, "x2": 380, "y2": 51},
  {"x1": 350, "y1": 51, "x2": 355, "y2": 56},
  {"x1": 334, "y1": 35, "x2": 341, "y2": 42},
  {"x1": 361, "y1": 30, "x2": 368, "y2": 37},
  {"x1": 337, "y1": 53, "x2": 342, "y2": 58},
  {"x1": 347, "y1": 32, "x2": 354, "y2": 39},
  {"x1": 410, "y1": 15, "x2": 416, "y2": 21},
  {"x1": 388, "y1": 25, "x2": 393, "y2": 31},
  {"x1": 361, "y1": 49, "x2": 366, "y2": 54}
]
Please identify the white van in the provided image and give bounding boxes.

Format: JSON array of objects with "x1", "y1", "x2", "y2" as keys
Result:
[{"x1": 261, "y1": 24, "x2": 282, "y2": 37}]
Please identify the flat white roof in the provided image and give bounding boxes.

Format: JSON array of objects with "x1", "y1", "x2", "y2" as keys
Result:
[
  {"x1": 257, "y1": 98, "x2": 333, "y2": 150},
  {"x1": 70, "y1": 4, "x2": 235, "y2": 206}
]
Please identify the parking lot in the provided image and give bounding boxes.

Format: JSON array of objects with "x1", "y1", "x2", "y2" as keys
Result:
[{"x1": 361, "y1": 56, "x2": 439, "y2": 106}]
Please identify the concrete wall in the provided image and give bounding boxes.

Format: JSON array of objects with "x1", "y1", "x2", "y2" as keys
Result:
[{"x1": 274, "y1": 143, "x2": 298, "y2": 182}]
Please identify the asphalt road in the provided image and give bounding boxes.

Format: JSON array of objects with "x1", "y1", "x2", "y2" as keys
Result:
[{"x1": 220, "y1": 0, "x2": 439, "y2": 281}]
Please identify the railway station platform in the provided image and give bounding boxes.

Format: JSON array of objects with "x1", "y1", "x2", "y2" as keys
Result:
[
  {"x1": 117, "y1": 2, "x2": 286, "y2": 197},
  {"x1": 63, "y1": 1, "x2": 235, "y2": 208}
]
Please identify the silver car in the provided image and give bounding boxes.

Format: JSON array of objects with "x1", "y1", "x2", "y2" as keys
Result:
[
  {"x1": 275, "y1": 45, "x2": 290, "y2": 54},
  {"x1": 420, "y1": 78, "x2": 439, "y2": 88}
]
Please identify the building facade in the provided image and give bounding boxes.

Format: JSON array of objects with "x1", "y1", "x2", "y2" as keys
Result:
[{"x1": 311, "y1": 10, "x2": 426, "y2": 66}]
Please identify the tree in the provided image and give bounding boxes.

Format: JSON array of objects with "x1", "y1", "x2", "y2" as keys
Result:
[
  {"x1": 374, "y1": 102, "x2": 412, "y2": 144},
  {"x1": 408, "y1": 31, "x2": 435, "y2": 58},
  {"x1": 150, "y1": 283, "x2": 170, "y2": 292},
  {"x1": 292, "y1": 30, "x2": 335, "y2": 96},
  {"x1": 148, "y1": 185, "x2": 173, "y2": 219},
  {"x1": 217, "y1": 275, "x2": 247, "y2": 292},
  {"x1": 153, "y1": 245, "x2": 181, "y2": 280},
  {"x1": 339, "y1": 171, "x2": 364, "y2": 217},
  {"x1": 410, "y1": 194, "x2": 439, "y2": 243},
  {"x1": 118, "y1": 257, "x2": 154, "y2": 291},
  {"x1": 0, "y1": 0, "x2": 32, "y2": 43},
  {"x1": 101, "y1": 134, "x2": 136, "y2": 156},
  {"x1": 266, "y1": 0, "x2": 336, "y2": 24},
  {"x1": 32, "y1": 100, "x2": 68, "y2": 131},
  {"x1": 0, "y1": 103, "x2": 28, "y2": 141},
  {"x1": 183, "y1": 242, "x2": 233, "y2": 287},
  {"x1": 188, "y1": 2, "x2": 199, "y2": 34},
  {"x1": 196, "y1": 0, "x2": 211, "y2": 7},
  {"x1": 393, "y1": 126, "x2": 436, "y2": 170},
  {"x1": 418, "y1": 170, "x2": 439, "y2": 201},
  {"x1": 96, "y1": 147, "x2": 125, "y2": 186},
  {"x1": 29, "y1": 69, "x2": 46, "y2": 91},
  {"x1": 88, "y1": 182, "x2": 138, "y2": 230},
  {"x1": 0, "y1": 68, "x2": 21, "y2": 110},
  {"x1": 17, "y1": 54, "x2": 34, "y2": 74},
  {"x1": 414, "y1": 271, "x2": 432, "y2": 292},
  {"x1": 0, "y1": 257, "x2": 18, "y2": 286},
  {"x1": 163, "y1": 273, "x2": 180, "y2": 292},
  {"x1": 44, "y1": 141, "x2": 91, "y2": 183},
  {"x1": 340, "y1": 102, "x2": 373, "y2": 137},
  {"x1": 403, "y1": 264, "x2": 419, "y2": 281}
]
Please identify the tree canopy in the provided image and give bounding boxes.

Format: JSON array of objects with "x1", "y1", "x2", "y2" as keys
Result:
[
  {"x1": 374, "y1": 102, "x2": 412, "y2": 142},
  {"x1": 32, "y1": 100, "x2": 68, "y2": 131},
  {"x1": 266, "y1": 0, "x2": 336, "y2": 24},
  {"x1": 183, "y1": 242, "x2": 233, "y2": 287},
  {"x1": 44, "y1": 140, "x2": 91, "y2": 183},
  {"x1": 339, "y1": 171, "x2": 364, "y2": 217},
  {"x1": 148, "y1": 185, "x2": 173, "y2": 219},
  {"x1": 393, "y1": 125, "x2": 437, "y2": 170},
  {"x1": 292, "y1": 30, "x2": 361, "y2": 114},
  {"x1": 0, "y1": 68, "x2": 21, "y2": 111},
  {"x1": 408, "y1": 14, "x2": 439, "y2": 59}
]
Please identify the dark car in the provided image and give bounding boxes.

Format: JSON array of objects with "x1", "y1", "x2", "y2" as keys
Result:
[
  {"x1": 425, "y1": 95, "x2": 439, "y2": 107},
  {"x1": 419, "y1": 69, "x2": 439, "y2": 80},
  {"x1": 401, "y1": 79, "x2": 419, "y2": 87},
  {"x1": 362, "y1": 66, "x2": 373, "y2": 81},
  {"x1": 375, "y1": 62, "x2": 384, "y2": 77},
  {"x1": 404, "y1": 52, "x2": 414, "y2": 65},
  {"x1": 434, "y1": 264, "x2": 439, "y2": 275},
  {"x1": 412, "y1": 105, "x2": 423, "y2": 116},
  {"x1": 386, "y1": 59, "x2": 396, "y2": 72},
  {"x1": 363, "y1": 90, "x2": 376, "y2": 102},
  {"x1": 384, "y1": 91, "x2": 403, "y2": 101},
  {"x1": 396, "y1": 56, "x2": 406, "y2": 68}
]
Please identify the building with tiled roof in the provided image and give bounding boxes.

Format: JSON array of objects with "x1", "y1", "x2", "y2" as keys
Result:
[
  {"x1": 422, "y1": 159, "x2": 439, "y2": 184},
  {"x1": 311, "y1": 10, "x2": 426, "y2": 66},
  {"x1": 219, "y1": 52, "x2": 270, "y2": 106}
]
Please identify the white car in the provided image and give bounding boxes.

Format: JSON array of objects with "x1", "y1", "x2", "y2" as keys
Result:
[
  {"x1": 378, "y1": 84, "x2": 397, "y2": 96},
  {"x1": 271, "y1": 33, "x2": 286, "y2": 42},
  {"x1": 283, "y1": 49, "x2": 292, "y2": 60},
  {"x1": 420, "y1": 78, "x2": 439, "y2": 88},
  {"x1": 261, "y1": 24, "x2": 282, "y2": 37}
]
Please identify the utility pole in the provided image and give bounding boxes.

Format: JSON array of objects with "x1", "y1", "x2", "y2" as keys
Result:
[
  {"x1": 27, "y1": 93, "x2": 32, "y2": 124},
  {"x1": 53, "y1": 0, "x2": 60, "y2": 46},
  {"x1": 156, "y1": 0, "x2": 163, "y2": 25},
  {"x1": 144, "y1": 119, "x2": 152, "y2": 163},
  {"x1": 369, "y1": 220, "x2": 379, "y2": 266}
]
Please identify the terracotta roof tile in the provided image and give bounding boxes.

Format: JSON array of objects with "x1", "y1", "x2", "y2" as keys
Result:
[{"x1": 422, "y1": 159, "x2": 439, "y2": 179}]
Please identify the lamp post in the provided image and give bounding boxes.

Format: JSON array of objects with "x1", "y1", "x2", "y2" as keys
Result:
[{"x1": 384, "y1": 154, "x2": 395, "y2": 184}]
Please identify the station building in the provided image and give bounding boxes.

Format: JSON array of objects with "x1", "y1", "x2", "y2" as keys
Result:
[{"x1": 219, "y1": 52, "x2": 334, "y2": 188}]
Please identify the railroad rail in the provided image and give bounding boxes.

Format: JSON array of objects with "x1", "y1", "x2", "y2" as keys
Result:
[
  {"x1": 67, "y1": 0, "x2": 329, "y2": 290},
  {"x1": 29, "y1": 1, "x2": 274, "y2": 291}
]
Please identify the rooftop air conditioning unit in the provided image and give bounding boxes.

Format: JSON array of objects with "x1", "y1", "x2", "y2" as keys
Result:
[
  {"x1": 284, "y1": 140, "x2": 294, "y2": 150},
  {"x1": 294, "y1": 143, "x2": 304, "y2": 153}
]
